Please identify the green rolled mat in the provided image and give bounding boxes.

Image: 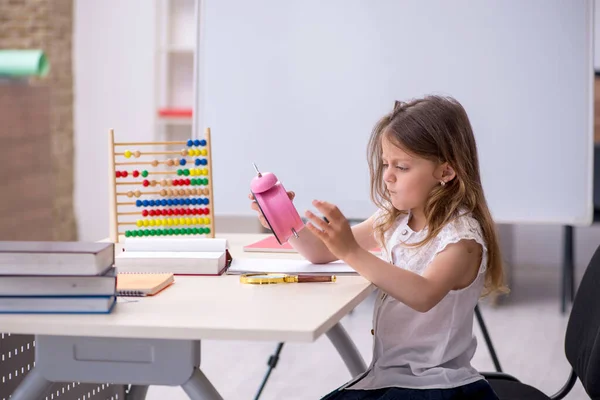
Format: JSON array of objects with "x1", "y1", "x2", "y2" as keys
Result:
[{"x1": 0, "y1": 50, "x2": 49, "y2": 77}]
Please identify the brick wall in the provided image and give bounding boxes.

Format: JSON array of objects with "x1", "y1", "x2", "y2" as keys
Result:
[
  {"x1": 0, "y1": 85, "x2": 55, "y2": 240},
  {"x1": 0, "y1": 0, "x2": 77, "y2": 241}
]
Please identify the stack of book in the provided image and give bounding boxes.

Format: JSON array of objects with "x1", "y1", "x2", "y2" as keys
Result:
[{"x1": 0, "y1": 241, "x2": 117, "y2": 314}]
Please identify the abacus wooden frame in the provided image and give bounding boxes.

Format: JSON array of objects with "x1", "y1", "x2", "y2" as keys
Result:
[{"x1": 108, "y1": 128, "x2": 215, "y2": 243}]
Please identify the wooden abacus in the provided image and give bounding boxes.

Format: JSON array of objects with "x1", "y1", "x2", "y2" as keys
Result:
[{"x1": 108, "y1": 128, "x2": 215, "y2": 243}]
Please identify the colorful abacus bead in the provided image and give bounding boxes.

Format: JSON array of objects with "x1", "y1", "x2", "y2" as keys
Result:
[
  {"x1": 133, "y1": 170, "x2": 140, "y2": 178},
  {"x1": 127, "y1": 227, "x2": 210, "y2": 237},
  {"x1": 142, "y1": 170, "x2": 149, "y2": 177}
]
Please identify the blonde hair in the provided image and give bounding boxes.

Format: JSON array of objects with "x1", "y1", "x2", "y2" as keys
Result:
[{"x1": 367, "y1": 95, "x2": 508, "y2": 297}]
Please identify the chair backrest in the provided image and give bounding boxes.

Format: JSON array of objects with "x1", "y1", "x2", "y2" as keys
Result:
[
  {"x1": 594, "y1": 143, "x2": 600, "y2": 210},
  {"x1": 565, "y1": 242, "x2": 600, "y2": 398}
]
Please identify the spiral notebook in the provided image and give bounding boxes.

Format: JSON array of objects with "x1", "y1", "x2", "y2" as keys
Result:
[{"x1": 116, "y1": 273, "x2": 174, "y2": 297}]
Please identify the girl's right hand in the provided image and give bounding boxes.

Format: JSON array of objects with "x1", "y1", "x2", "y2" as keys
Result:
[{"x1": 248, "y1": 191, "x2": 296, "y2": 231}]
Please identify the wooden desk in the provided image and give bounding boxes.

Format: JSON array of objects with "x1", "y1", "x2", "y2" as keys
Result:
[{"x1": 1, "y1": 233, "x2": 374, "y2": 400}]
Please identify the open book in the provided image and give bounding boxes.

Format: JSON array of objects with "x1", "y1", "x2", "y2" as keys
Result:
[
  {"x1": 227, "y1": 258, "x2": 357, "y2": 275},
  {"x1": 115, "y1": 238, "x2": 232, "y2": 275},
  {"x1": 243, "y1": 235, "x2": 381, "y2": 255}
]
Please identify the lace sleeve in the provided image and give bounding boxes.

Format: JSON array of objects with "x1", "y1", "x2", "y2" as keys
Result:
[{"x1": 432, "y1": 215, "x2": 488, "y2": 275}]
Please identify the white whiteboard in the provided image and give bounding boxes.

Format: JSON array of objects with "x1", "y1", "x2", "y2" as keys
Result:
[{"x1": 195, "y1": 0, "x2": 595, "y2": 226}]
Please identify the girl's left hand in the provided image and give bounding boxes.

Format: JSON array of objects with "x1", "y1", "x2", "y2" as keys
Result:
[{"x1": 304, "y1": 200, "x2": 360, "y2": 260}]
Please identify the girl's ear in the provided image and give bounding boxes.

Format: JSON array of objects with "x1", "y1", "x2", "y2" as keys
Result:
[{"x1": 437, "y1": 163, "x2": 456, "y2": 185}]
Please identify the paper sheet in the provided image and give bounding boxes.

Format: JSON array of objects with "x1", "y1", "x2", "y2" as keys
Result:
[{"x1": 227, "y1": 258, "x2": 357, "y2": 275}]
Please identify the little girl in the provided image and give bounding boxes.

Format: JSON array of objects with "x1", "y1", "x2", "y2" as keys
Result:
[{"x1": 250, "y1": 95, "x2": 505, "y2": 400}]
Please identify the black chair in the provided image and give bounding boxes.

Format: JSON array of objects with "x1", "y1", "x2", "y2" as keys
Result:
[
  {"x1": 561, "y1": 143, "x2": 600, "y2": 314},
  {"x1": 482, "y1": 242, "x2": 600, "y2": 399}
]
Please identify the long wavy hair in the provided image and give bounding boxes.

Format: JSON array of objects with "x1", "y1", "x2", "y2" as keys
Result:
[{"x1": 367, "y1": 95, "x2": 507, "y2": 296}]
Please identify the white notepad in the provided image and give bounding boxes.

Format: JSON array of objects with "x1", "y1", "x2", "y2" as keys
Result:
[{"x1": 226, "y1": 258, "x2": 357, "y2": 275}]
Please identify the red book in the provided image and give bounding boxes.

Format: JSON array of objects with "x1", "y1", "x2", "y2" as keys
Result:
[
  {"x1": 158, "y1": 108, "x2": 193, "y2": 118},
  {"x1": 243, "y1": 236, "x2": 295, "y2": 253}
]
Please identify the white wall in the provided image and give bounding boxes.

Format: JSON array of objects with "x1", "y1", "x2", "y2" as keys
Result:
[
  {"x1": 74, "y1": 0, "x2": 156, "y2": 242},
  {"x1": 72, "y1": 2, "x2": 600, "y2": 271},
  {"x1": 200, "y1": 0, "x2": 594, "y2": 227},
  {"x1": 512, "y1": 0, "x2": 600, "y2": 272}
]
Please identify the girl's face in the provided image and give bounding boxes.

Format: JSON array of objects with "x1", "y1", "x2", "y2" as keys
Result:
[{"x1": 381, "y1": 133, "x2": 445, "y2": 211}]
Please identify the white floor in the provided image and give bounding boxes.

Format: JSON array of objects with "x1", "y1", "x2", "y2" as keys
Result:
[{"x1": 146, "y1": 266, "x2": 590, "y2": 400}]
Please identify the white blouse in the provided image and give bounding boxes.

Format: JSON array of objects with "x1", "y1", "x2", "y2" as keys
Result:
[{"x1": 345, "y1": 208, "x2": 488, "y2": 390}]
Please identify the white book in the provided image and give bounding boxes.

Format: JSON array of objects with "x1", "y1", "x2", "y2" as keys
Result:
[
  {"x1": 0, "y1": 296, "x2": 116, "y2": 314},
  {"x1": 120, "y1": 238, "x2": 228, "y2": 253},
  {"x1": 116, "y1": 238, "x2": 230, "y2": 275},
  {"x1": 0, "y1": 267, "x2": 116, "y2": 296},
  {"x1": 0, "y1": 241, "x2": 114, "y2": 276},
  {"x1": 115, "y1": 251, "x2": 230, "y2": 275}
]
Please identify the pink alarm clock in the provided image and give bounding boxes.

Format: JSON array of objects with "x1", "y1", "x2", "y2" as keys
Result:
[{"x1": 250, "y1": 163, "x2": 305, "y2": 245}]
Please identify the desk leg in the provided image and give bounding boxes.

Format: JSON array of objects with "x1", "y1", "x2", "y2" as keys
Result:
[
  {"x1": 126, "y1": 385, "x2": 149, "y2": 400},
  {"x1": 10, "y1": 367, "x2": 53, "y2": 400},
  {"x1": 326, "y1": 322, "x2": 367, "y2": 378},
  {"x1": 181, "y1": 368, "x2": 224, "y2": 400}
]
